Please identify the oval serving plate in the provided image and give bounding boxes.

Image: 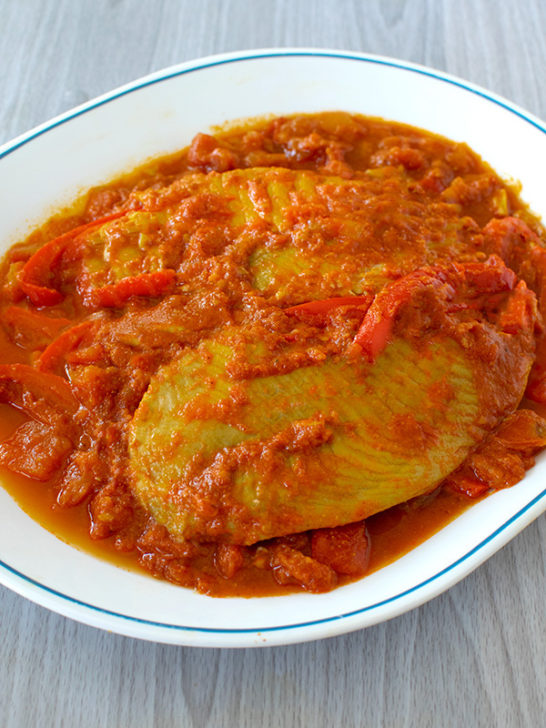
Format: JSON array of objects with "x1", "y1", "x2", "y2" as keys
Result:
[{"x1": 0, "y1": 49, "x2": 545, "y2": 648}]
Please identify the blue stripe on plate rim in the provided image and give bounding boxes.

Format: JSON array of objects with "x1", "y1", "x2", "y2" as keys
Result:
[{"x1": 0, "y1": 49, "x2": 545, "y2": 636}]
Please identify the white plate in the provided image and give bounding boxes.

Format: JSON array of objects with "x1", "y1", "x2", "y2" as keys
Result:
[{"x1": 0, "y1": 49, "x2": 545, "y2": 648}]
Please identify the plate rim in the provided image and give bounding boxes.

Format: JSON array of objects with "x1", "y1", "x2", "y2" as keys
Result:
[
  {"x1": 1, "y1": 47, "x2": 545, "y2": 647},
  {"x1": 2, "y1": 47, "x2": 546, "y2": 159},
  {"x1": 1, "y1": 488, "x2": 544, "y2": 646}
]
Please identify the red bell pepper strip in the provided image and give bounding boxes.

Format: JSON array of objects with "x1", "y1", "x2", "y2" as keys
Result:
[
  {"x1": 19, "y1": 212, "x2": 127, "y2": 306},
  {"x1": 311, "y1": 521, "x2": 370, "y2": 575},
  {"x1": 483, "y1": 217, "x2": 546, "y2": 316},
  {"x1": 355, "y1": 257, "x2": 519, "y2": 364},
  {"x1": 284, "y1": 295, "x2": 372, "y2": 318},
  {"x1": 495, "y1": 409, "x2": 546, "y2": 452},
  {"x1": 354, "y1": 274, "x2": 436, "y2": 362},
  {"x1": 447, "y1": 409, "x2": 546, "y2": 498},
  {"x1": 80, "y1": 269, "x2": 177, "y2": 308},
  {"x1": 525, "y1": 364, "x2": 546, "y2": 404},
  {"x1": 1, "y1": 306, "x2": 72, "y2": 350},
  {"x1": 482, "y1": 216, "x2": 539, "y2": 261},
  {"x1": 0, "y1": 363, "x2": 79, "y2": 418},
  {"x1": 0, "y1": 420, "x2": 73, "y2": 481},
  {"x1": 498, "y1": 281, "x2": 538, "y2": 335},
  {"x1": 447, "y1": 475, "x2": 490, "y2": 499},
  {"x1": 459, "y1": 258, "x2": 517, "y2": 293},
  {"x1": 37, "y1": 320, "x2": 100, "y2": 374}
]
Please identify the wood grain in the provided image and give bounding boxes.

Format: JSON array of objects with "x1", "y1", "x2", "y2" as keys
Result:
[{"x1": 0, "y1": 1, "x2": 545, "y2": 726}]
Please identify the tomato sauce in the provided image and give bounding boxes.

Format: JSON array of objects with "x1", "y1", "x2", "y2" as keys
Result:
[
  {"x1": 1, "y1": 112, "x2": 545, "y2": 597},
  {"x1": 0, "y1": 441, "x2": 473, "y2": 596}
]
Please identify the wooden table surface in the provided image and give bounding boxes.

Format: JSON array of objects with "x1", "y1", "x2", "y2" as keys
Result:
[{"x1": 0, "y1": 1, "x2": 545, "y2": 726}]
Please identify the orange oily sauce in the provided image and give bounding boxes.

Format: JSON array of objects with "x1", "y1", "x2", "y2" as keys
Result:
[
  {"x1": 0, "y1": 406, "x2": 473, "y2": 597},
  {"x1": 1, "y1": 111, "x2": 545, "y2": 596}
]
